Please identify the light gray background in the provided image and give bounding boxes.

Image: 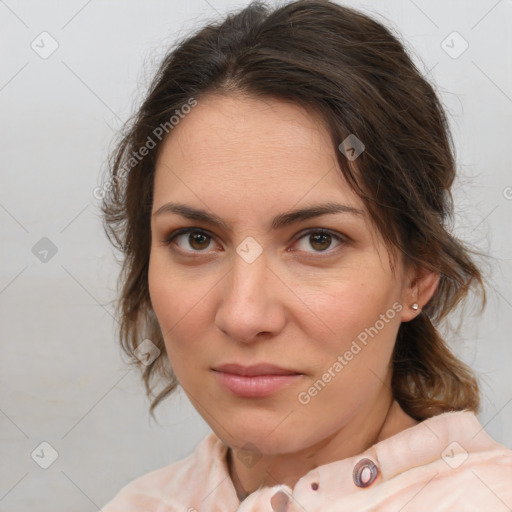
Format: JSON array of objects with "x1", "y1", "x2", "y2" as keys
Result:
[{"x1": 1, "y1": 0, "x2": 511, "y2": 510}]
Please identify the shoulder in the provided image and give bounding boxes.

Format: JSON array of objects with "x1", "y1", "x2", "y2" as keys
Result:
[
  {"x1": 370, "y1": 410, "x2": 512, "y2": 511},
  {"x1": 312, "y1": 410, "x2": 512, "y2": 512},
  {"x1": 373, "y1": 448, "x2": 512, "y2": 511},
  {"x1": 101, "y1": 432, "x2": 227, "y2": 512}
]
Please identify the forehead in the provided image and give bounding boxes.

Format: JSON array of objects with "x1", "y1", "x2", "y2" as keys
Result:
[
  {"x1": 153, "y1": 93, "x2": 363, "y2": 210},
  {"x1": 162, "y1": 92, "x2": 328, "y2": 157}
]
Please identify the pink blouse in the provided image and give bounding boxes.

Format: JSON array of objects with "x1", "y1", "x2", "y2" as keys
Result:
[{"x1": 102, "y1": 410, "x2": 512, "y2": 511}]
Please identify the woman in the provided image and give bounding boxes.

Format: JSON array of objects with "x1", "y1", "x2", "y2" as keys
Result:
[{"x1": 100, "y1": 0, "x2": 512, "y2": 510}]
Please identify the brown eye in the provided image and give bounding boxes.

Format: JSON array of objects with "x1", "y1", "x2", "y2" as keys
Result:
[
  {"x1": 294, "y1": 229, "x2": 343, "y2": 254},
  {"x1": 188, "y1": 231, "x2": 211, "y2": 250},
  {"x1": 309, "y1": 232, "x2": 332, "y2": 251},
  {"x1": 169, "y1": 229, "x2": 214, "y2": 252}
]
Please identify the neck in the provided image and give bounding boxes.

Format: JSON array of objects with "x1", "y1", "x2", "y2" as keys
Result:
[{"x1": 227, "y1": 390, "x2": 418, "y2": 501}]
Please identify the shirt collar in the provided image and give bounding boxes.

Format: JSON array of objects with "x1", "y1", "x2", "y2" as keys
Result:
[{"x1": 202, "y1": 409, "x2": 501, "y2": 506}]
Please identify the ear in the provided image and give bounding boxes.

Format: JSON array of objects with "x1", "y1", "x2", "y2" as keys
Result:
[{"x1": 400, "y1": 266, "x2": 440, "y2": 322}]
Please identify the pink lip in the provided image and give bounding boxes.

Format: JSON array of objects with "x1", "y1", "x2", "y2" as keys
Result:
[{"x1": 212, "y1": 363, "x2": 303, "y2": 398}]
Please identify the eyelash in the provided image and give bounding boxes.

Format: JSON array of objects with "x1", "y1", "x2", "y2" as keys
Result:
[{"x1": 161, "y1": 227, "x2": 347, "y2": 257}]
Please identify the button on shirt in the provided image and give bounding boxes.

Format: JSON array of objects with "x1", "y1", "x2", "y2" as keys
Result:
[{"x1": 102, "y1": 410, "x2": 512, "y2": 511}]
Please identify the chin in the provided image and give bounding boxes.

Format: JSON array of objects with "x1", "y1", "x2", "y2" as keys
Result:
[{"x1": 211, "y1": 411, "x2": 312, "y2": 456}]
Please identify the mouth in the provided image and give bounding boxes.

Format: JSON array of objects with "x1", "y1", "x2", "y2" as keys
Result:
[{"x1": 212, "y1": 363, "x2": 304, "y2": 398}]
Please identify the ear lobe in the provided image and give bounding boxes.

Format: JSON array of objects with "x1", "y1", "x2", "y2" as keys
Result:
[{"x1": 400, "y1": 267, "x2": 440, "y2": 322}]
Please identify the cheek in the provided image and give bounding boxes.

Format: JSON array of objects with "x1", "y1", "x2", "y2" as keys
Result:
[
  {"x1": 148, "y1": 253, "x2": 211, "y2": 329},
  {"x1": 301, "y1": 272, "x2": 402, "y2": 348},
  {"x1": 295, "y1": 295, "x2": 401, "y2": 429},
  {"x1": 295, "y1": 273, "x2": 403, "y2": 404},
  {"x1": 147, "y1": 253, "x2": 221, "y2": 371}
]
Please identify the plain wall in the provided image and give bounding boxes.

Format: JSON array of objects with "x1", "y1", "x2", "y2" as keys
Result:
[{"x1": 1, "y1": 0, "x2": 511, "y2": 510}]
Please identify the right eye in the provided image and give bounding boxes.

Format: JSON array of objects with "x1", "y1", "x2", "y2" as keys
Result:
[{"x1": 163, "y1": 228, "x2": 218, "y2": 254}]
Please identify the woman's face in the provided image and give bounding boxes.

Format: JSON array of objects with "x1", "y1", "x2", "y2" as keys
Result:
[{"x1": 148, "y1": 93, "x2": 417, "y2": 454}]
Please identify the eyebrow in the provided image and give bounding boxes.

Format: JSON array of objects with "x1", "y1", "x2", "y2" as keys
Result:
[{"x1": 152, "y1": 202, "x2": 363, "y2": 231}]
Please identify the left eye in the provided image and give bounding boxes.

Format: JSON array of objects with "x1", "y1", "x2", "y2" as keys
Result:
[{"x1": 294, "y1": 229, "x2": 343, "y2": 253}]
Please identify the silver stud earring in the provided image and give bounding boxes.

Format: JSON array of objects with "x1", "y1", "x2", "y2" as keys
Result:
[{"x1": 411, "y1": 303, "x2": 419, "y2": 311}]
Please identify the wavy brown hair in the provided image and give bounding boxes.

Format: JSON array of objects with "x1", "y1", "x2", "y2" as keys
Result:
[{"x1": 101, "y1": 0, "x2": 485, "y2": 421}]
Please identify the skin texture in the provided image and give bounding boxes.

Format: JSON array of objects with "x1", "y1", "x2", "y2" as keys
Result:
[{"x1": 148, "y1": 93, "x2": 439, "y2": 500}]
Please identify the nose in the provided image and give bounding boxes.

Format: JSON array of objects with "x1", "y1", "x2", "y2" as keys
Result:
[{"x1": 214, "y1": 251, "x2": 286, "y2": 344}]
